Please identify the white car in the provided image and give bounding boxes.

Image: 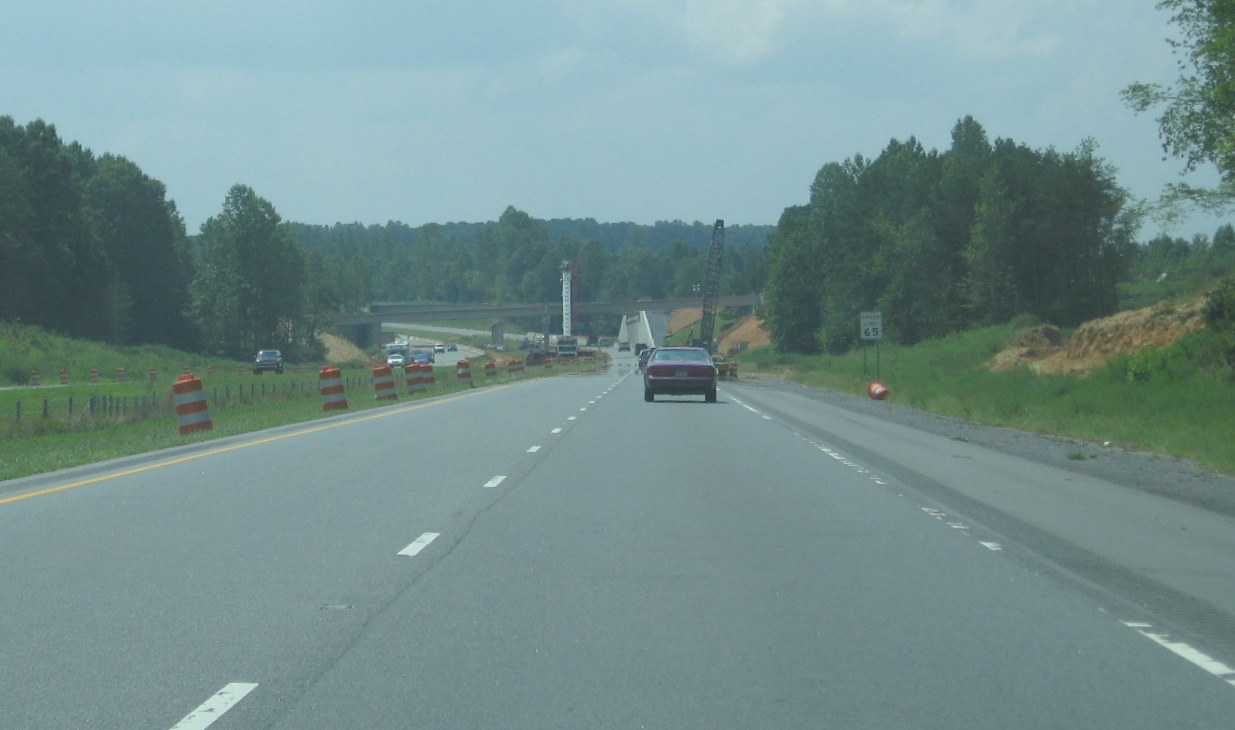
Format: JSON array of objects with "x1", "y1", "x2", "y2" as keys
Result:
[
  {"x1": 387, "y1": 353, "x2": 406, "y2": 368},
  {"x1": 433, "y1": 343, "x2": 446, "y2": 353}
]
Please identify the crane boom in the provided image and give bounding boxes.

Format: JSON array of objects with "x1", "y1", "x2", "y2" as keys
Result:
[{"x1": 698, "y1": 219, "x2": 725, "y2": 353}]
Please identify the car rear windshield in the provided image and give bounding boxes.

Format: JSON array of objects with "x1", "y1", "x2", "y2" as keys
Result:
[{"x1": 650, "y1": 349, "x2": 710, "y2": 363}]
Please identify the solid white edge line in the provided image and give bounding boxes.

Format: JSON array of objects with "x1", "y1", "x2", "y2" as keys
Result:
[
  {"x1": 398, "y1": 532, "x2": 441, "y2": 557},
  {"x1": 169, "y1": 682, "x2": 258, "y2": 730},
  {"x1": 483, "y1": 475, "x2": 506, "y2": 489},
  {"x1": 1122, "y1": 621, "x2": 1235, "y2": 686}
]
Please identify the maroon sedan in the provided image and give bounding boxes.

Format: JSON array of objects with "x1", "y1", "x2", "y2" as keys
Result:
[{"x1": 643, "y1": 346, "x2": 719, "y2": 403}]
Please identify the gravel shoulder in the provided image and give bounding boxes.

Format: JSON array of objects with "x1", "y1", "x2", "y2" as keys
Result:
[{"x1": 735, "y1": 373, "x2": 1235, "y2": 519}]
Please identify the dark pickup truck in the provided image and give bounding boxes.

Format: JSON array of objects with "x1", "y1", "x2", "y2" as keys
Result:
[{"x1": 253, "y1": 349, "x2": 284, "y2": 374}]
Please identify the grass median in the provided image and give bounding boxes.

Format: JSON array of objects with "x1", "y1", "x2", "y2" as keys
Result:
[{"x1": 0, "y1": 356, "x2": 606, "y2": 481}]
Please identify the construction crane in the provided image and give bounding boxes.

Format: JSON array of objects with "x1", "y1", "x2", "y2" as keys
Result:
[{"x1": 697, "y1": 219, "x2": 725, "y2": 353}]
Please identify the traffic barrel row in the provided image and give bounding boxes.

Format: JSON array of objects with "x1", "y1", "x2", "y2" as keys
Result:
[
  {"x1": 456, "y1": 359, "x2": 473, "y2": 386},
  {"x1": 508, "y1": 360, "x2": 524, "y2": 376}
]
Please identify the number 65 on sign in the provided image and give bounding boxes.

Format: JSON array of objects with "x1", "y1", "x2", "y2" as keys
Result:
[{"x1": 860, "y1": 311, "x2": 883, "y2": 340}]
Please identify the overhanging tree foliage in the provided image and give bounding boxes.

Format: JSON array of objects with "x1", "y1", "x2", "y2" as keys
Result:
[{"x1": 1123, "y1": 0, "x2": 1235, "y2": 214}]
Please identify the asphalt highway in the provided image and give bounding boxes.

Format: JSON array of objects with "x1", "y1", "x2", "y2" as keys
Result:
[{"x1": 1, "y1": 351, "x2": 1233, "y2": 728}]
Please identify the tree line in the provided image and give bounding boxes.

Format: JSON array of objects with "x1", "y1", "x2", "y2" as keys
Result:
[
  {"x1": 765, "y1": 116, "x2": 1141, "y2": 353},
  {"x1": 287, "y1": 209, "x2": 769, "y2": 310},
  {"x1": 0, "y1": 116, "x2": 769, "y2": 358}
]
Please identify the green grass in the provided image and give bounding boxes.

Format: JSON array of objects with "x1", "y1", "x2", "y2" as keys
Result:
[
  {"x1": 0, "y1": 324, "x2": 606, "y2": 481},
  {"x1": 738, "y1": 324, "x2": 1235, "y2": 475}
]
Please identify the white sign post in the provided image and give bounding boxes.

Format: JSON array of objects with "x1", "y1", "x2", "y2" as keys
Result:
[{"x1": 859, "y1": 311, "x2": 883, "y2": 378}]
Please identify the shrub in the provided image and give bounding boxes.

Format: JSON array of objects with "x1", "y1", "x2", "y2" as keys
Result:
[{"x1": 1203, "y1": 277, "x2": 1235, "y2": 366}]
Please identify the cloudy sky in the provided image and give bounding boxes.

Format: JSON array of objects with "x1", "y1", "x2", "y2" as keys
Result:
[{"x1": 2, "y1": 0, "x2": 1225, "y2": 237}]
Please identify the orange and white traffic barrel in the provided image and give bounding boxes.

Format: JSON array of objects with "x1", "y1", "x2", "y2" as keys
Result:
[
  {"x1": 116, "y1": 367, "x2": 127, "y2": 383},
  {"x1": 59, "y1": 369, "x2": 69, "y2": 386},
  {"x1": 29, "y1": 370, "x2": 40, "y2": 386},
  {"x1": 484, "y1": 361, "x2": 496, "y2": 379},
  {"x1": 867, "y1": 381, "x2": 889, "y2": 400},
  {"x1": 319, "y1": 366, "x2": 348, "y2": 411},
  {"x1": 172, "y1": 374, "x2": 213, "y2": 435},
  {"x1": 373, "y1": 364, "x2": 397, "y2": 401},
  {"x1": 456, "y1": 359, "x2": 472, "y2": 386},
  {"x1": 90, "y1": 368, "x2": 100, "y2": 384},
  {"x1": 509, "y1": 360, "x2": 523, "y2": 377},
  {"x1": 405, "y1": 363, "x2": 424, "y2": 395}
]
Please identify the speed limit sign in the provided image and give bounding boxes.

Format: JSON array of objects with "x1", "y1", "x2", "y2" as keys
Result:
[{"x1": 860, "y1": 311, "x2": 883, "y2": 340}]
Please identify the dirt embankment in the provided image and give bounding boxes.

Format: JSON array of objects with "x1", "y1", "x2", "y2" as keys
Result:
[
  {"x1": 320, "y1": 332, "x2": 369, "y2": 363},
  {"x1": 718, "y1": 315, "x2": 773, "y2": 354},
  {"x1": 666, "y1": 309, "x2": 773, "y2": 355},
  {"x1": 989, "y1": 298, "x2": 1208, "y2": 375}
]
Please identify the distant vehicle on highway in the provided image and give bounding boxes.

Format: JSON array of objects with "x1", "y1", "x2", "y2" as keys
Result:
[
  {"x1": 434, "y1": 343, "x2": 446, "y2": 353},
  {"x1": 412, "y1": 351, "x2": 433, "y2": 365},
  {"x1": 447, "y1": 343, "x2": 458, "y2": 351},
  {"x1": 637, "y1": 347, "x2": 655, "y2": 371},
  {"x1": 386, "y1": 352, "x2": 406, "y2": 368},
  {"x1": 643, "y1": 346, "x2": 718, "y2": 403},
  {"x1": 253, "y1": 349, "x2": 284, "y2": 375},
  {"x1": 618, "y1": 341, "x2": 630, "y2": 352}
]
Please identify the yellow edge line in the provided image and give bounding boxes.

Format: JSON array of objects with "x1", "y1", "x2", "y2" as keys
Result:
[{"x1": 0, "y1": 383, "x2": 521, "y2": 507}]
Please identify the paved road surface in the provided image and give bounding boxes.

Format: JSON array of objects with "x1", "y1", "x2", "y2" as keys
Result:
[{"x1": 1, "y1": 350, "x2": 1233, "y2": 728}]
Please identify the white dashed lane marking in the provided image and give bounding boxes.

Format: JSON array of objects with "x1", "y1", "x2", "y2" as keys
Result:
[
  {"x1": 398, "y1": 532, "x2": 440, "y2": 557},
  {"x1": 169, "y1": 682, "x2": 258, "y2": 730}
]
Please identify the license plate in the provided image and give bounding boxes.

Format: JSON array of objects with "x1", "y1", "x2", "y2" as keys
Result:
[{"x1": 675, "y1": 369, "x2": 688, "y2": 377}]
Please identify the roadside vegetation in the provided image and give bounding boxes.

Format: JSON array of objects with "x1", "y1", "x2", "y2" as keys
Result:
[{"x1": 737, "y1": 301, "x2": 1235, "y2": 475}]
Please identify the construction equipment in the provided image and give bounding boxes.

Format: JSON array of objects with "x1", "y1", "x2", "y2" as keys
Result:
[{"x1": 697, "y1": 220, "x2": 725, "y2": 353}]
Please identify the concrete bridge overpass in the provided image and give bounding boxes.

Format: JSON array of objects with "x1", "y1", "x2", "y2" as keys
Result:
[{"x1": 332, "y1": 294, "x2": 763, "y2": 347}]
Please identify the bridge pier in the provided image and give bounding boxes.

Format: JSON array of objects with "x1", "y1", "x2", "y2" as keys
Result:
[{"x1": 334, "y1": 321, "x2": 382, "y2": 349}]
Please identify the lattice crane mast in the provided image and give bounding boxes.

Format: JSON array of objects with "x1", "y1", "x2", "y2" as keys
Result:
[{"x1": 697, "y1": 219, "x2": 725, "y2": 353}]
